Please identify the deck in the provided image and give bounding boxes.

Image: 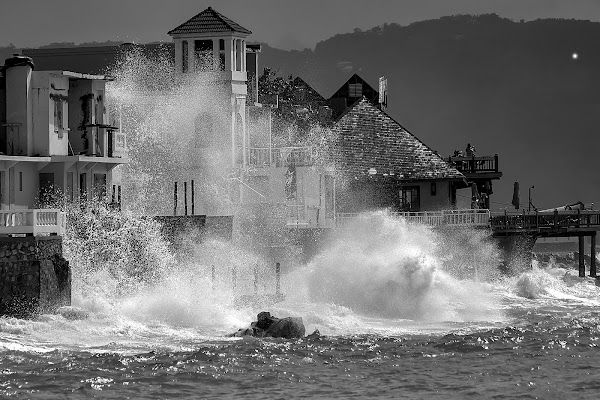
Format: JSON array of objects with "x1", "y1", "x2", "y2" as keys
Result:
[
  {"x1": 490, "y1": 210, "x2": 600, "y2": 237},
  {"x1": 447, "y1": 155, "x2": 502, "y2": 180}
]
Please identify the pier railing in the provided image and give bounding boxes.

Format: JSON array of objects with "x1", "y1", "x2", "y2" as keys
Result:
[
  {"x1": 0, "y1": 209, "x2": 65, "y2": 236},
  {"x1": 335, "y1": 209, "x2": 491, "y2": 228},
  {"x1": 248, "y1": 147, "x2": 314, "y2": 167},
  {"x1": 491, "y1": 210, "x2": 600, "y2": 234}
]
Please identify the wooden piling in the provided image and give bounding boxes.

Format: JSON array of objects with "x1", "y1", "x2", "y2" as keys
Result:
[
  {"x1": 232, "y1": 266, "x2": 237, "y2": 291},
  {"x1": 254, "y1": 264, "x2": 259, "y2": 294},
  {"x1": 184, "y1": 181, "x2": 188, "y2": 216},
  {"x1": 173, "y1": 182, "x2": 178, "y2": 216},
  {"x1": 591, "y1": 233, "x2": 597, "y2": 277},
  {"x1": 191, "y1": 180, "x2": 195, "y2": 215},
  {"x1": 275, "y1": 262, "x2": 281, "y2": 294},
  {"x1": 211, "y1": 265, "x2": 216, "y2": 291},
  {"x1": 579, "y1": 235, "x2": 585, "y2": 277}
]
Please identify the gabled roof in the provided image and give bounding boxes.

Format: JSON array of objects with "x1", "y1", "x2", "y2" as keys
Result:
[
  {"x1": 332, "y1": 98, "x2": 465, "y2": 181},
  {"x1": 168, "y1": 7, "x2": 252, "y2": 36},
  {"x1": 329, "y1": 73, "x2": 378, "y2": 101}
]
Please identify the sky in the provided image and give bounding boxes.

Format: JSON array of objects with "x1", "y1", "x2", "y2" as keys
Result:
[{"x1": 1, "y1": 0, "x2": 600, "y2": 50}]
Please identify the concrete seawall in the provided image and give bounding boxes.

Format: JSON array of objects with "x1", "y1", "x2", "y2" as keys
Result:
[{"x1": 0, "y1": 237, "x2": 71, "y2": 317}]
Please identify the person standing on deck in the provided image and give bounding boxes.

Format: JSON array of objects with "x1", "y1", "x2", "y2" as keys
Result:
[{"x1": 466, "y1": 143, "x2": 476, "y2": 171}]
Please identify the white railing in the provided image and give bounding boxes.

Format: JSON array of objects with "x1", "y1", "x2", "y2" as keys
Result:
[
  {"x1": 335, "y1": 209, "x2": 491, "y2": 228},
  {"x1": 0, "y1": 209, "x2": 65, "y2": 236},
  {"x1": 110, "y1": 131, "x2": 128, "y2": 158},
  {"x1": 248, "y1": 147, "x2": 314, "y2": 167},
  {"x1": 286, "y1": 204, "x2": 309, "y2": 227}
]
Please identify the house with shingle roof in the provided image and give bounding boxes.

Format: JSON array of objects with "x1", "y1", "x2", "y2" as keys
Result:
[{"x1": 331, "y1": 98, "x2": 467, "y2": 213}]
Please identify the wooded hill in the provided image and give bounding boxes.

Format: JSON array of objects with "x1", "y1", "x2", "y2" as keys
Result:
[{"x1": 258, "y1": 14, "x2": 600, "y2": 210}]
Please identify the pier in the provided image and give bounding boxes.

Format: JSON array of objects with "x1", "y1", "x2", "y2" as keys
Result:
[
  {"x1": 331, "y1": 208, "x2": 600, "y2": 277},
  {"x1": 491, "y1": 210, "x2": 600, "y2": 277}
]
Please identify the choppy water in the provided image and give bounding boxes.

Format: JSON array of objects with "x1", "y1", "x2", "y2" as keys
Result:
[{"x1": 2, "y1": 214, "x2": 600, "y2": 399}]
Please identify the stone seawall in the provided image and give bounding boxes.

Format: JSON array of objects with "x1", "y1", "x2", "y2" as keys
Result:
[{"x1": 0, "y1": 237, "x2": 71, "y2": 317}]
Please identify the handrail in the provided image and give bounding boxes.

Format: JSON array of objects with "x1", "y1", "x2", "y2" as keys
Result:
[
  {"x1": 335, "y1": 209, "x2": 491, "y2": 228},
  {"x1": 248, "y1": 146, "x2": 314, "y2": 167},
  {"x1": 0, "y1": 209, "x2": 65, "y2": 236},
  {"x1": 490, "y1": 209, "x2": 600, "y2": 232},
  {"x1": 447, "y1": 154, "x2": 499, "y2": 173}
]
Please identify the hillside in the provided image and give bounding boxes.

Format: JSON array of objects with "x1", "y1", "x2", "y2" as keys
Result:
[{"x1": 257, "y1": 14, "x2": 600, "y2": 210}]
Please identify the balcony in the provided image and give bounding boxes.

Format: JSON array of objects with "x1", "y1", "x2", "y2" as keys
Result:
[
  {"x1": 447, "y1": 154, "x2": 502, "y2": 180},
  {"x1": 109, "y1": 131, "x2": 128, "y2": 158},
  {"x1": 0, "y1": 209, "x2": 66, "y2": 236},
  {"x1": 248, "y1": 147, "x2": 314, "y2": 168}
]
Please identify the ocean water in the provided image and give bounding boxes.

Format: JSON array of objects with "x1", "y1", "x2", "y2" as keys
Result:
[{"x1": 2, "y1": 213, "x2": 600, "y2": 399}]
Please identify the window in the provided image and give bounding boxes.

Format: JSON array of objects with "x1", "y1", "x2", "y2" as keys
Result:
[
  {"x1": 38, "y1": 173, "x2": 55, "y2": 205},
  {"x1": 235, "y1": 39, "x2": 242, "y2": 71},
  {"x1": 400, "y1": 186, "x2": 420, "y2": 212},
  {"x1": 194, "y1": 39, "x2": 213, "y2": 71},
  {"x1": 182, "y1": 41, "x2": 188, "y2": 72},
  {"x1": 93, "y1": 173, "x2": 107, "y2": 200},
  {"x1": 18, "y1": 171, "x2": 22, "y2": 192},
  {"x1": 67, "y1": 172, "x2": 74, "y2": 202},
  {"x1": 80, "y1": 173, "x2": 87, "y2": 201},
  {"x1": 431, "y1": 182, "x2": 437, "y2": 196},
  {"x1": 53, "y1": 100, "x2": 63, "y2": 136},
  {"x1": 219, "y1": 39, "x2": 225, "y2": 71},
  {"x1": 348, "y1": 83, "x2": 362, "y2": 98}
]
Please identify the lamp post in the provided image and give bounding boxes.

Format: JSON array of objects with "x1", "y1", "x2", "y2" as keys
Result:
[{"x1": 528, "y1": 185, "x2": 535, "y2": 212}]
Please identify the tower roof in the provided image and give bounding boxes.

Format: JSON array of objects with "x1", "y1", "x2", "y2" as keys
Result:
[{"x1": 168, "y1": 7, "x2": 252, "y2": 36}]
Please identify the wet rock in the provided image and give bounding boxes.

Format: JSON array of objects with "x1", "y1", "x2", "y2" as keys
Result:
[
  {"x1": 56, "y1": 306, "x2": 89, "y2": 320},
  {"x1": 230, "y1": 311, "x2": 305, "y2": 339}
]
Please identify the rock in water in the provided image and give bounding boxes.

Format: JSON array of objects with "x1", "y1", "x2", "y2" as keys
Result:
[
  {"x1": 230, "y1": 312, "x2": 306, "y2": 339},
  {"x1": 55, "y1": 306, "x2": 89, "y2": 320}
]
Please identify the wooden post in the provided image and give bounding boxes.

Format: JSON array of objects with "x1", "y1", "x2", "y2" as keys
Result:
[
  {"x1": 579, "y1": 235, "x2": 585, "y2": 277},
  {"x1": 254, "y1": 264, "x2": 259, "y2": 294},
  {"x1": 173, "y1": 182, "x2": 178, "y2": 216},
  {"x1": 184, "y1": 181, "x2": 188, "y2": 216},
  {"x1": 191, "y1": 180, "x2": 195, "y2": 215},
  {"x1": 211, "y1": 265, "x2": 216, "y2": 291},
  {"x1": 591, "y1": 233, "x2": 597, "y2": 278},
  {"x1": 232, "y1": 266, "x2": 237, "y2": 291},
  {"x1": 275, "y1": 262, "x2": 281, "y2": 294}
]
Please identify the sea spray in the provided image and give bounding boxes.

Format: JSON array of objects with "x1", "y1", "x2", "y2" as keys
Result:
[{"x1": 301, "y1": 211, "x2": 503, "y2": 323}]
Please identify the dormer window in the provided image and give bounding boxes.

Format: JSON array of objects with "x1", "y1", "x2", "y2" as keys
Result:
[{"x1": 348, "y1": 83, "x2": 362, "y2": 98}]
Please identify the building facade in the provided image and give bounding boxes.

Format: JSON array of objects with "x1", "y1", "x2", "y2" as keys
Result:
[{"x1": 0, "y1": 56, "x2": 128, "y2": 211}]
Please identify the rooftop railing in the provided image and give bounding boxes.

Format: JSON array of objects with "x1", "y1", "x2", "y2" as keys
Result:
[
  {"x1": 447, "y1": 155, "x2": 499, "y2": 174},
  {"x1": 0, "y1": 209, "x2": 66, "y2": 236}
]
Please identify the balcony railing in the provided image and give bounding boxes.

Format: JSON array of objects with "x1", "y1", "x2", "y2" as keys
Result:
[
  {"x1": 109, "y1": 131, "x2": 128, "y2": 158},
  {"x1": 447, "y1": 155, "x2": 499, "y2": 174},
  {"x1": 248, "y1": 147, "x2": 314, "y2": 167},
  {"x1": 335, "y1": 209, "x2": 491, "y2": 228},
  {"x1": 0, "y1": 209, "x2": 66, "y2": 236},
  {"x1": 490, "y1": 210, "x2": 600, "y2": 233}
]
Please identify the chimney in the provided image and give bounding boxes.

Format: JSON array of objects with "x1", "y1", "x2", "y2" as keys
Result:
[{"x1": 3, "y1": 55, "x2": 34, "y2": 156}]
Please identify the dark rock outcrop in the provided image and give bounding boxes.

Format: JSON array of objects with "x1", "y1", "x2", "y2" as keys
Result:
[{"x1": 230, "y1": 311, "x2": 306, "y2": 339}]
